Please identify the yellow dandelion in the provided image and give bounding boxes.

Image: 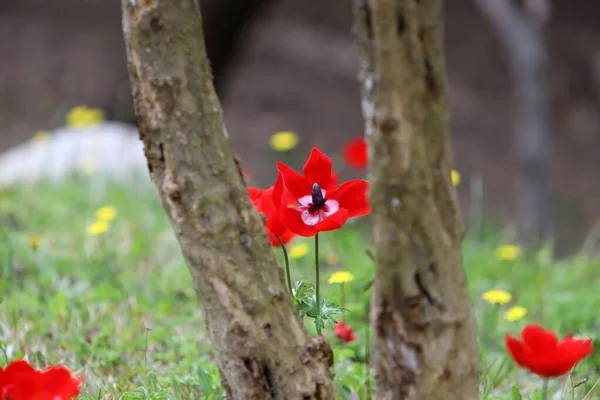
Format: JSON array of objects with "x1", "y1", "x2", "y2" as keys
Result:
[
  {"x1": 95, "y1": 206, "x2": 117, "y2": 222},
  {"x1": 289, "y1": 243, "x2": 309, "y2": 259},
  {"x1": 505, "y1": 306, "x2": 527, "y2": 322},
  {"x1": 269, "y1": 131, "x2": 299, "y2": 152},
  {"x1": 482, "y1": 289, "x2": 512, "y2": 305},
  {"x1": 32, "y1": 130, "x2": 49, "y2": 144},
  {"x1": 451, "y1": 169, "x2": 461, "y2": 186},
  {"x1": 28, "y1": 236, "x2": 41, "y2": 248},
  {"x1": 495, "y1": 245, "x2": 522, "y2": 261},
  {"x1": 328, "y1": 271, "x2": 355, "y2": 284},
  {"x1": 87, "y1": 220, "x2": 109, "y2": 236},
  {"x1": 66, "y1": 106, "x2": 106, "y2": 128}
]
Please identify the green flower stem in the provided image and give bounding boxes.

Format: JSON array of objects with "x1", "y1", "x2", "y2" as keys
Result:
[
  {"x1": 365, "y1": 301, "x2": 372, "y2": 400},
  {"x1": 340, "y1": 282, "x2": 345, "y2": 309},
  {"x1": 315, "y1": 233, "x2": 321, "y2": 335},
  {"x1": 275, "y1": 235, "x2": 292, "y2": 296},
  {"x1": 541, "y1": 379, "x2": 548, "y2": 400}
]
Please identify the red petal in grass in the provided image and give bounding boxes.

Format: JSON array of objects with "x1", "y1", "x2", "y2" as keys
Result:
[{"x1": 505, "y1": 324, "x2": 594, "y2": 378}]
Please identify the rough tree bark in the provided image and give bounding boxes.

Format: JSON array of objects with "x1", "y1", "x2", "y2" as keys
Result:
[
  {"x1": 474, "y1": 0, "x2": 552, "y2": 244},
  {"x1": 121, "y1": 1, "x2": 336, "y2": 398},
  {"x1": 353, "y1": 1, "x2": 479, "y2": 399}
]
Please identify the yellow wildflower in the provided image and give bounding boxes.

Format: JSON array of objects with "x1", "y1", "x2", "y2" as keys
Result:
[
  {"x1": 32, "y1": 130, "x2": 49, "y2": 144},
  {"x1": 289, "y1": 243, "x2": 309, "y2": 259},
  {"x1": 269, "y1": 131, "x2": 299, "y2": 152},
  {"x1": 28, "y1": 236, "x2": 41, "y2": 248},
  {"x1": 87, "y1": 220, "x2": 109, "y2": 236},
  {"x1": 482, "y1": 289, "x2": 512, "y2": 305},
  {"x1": 495, "y1": 245, "x2": 522, "y2": 261},
  {"x1": 505, "y1": 306, "x2": 527, "y2": 322},
  {"x1": 95, "y1": 206, "x2": 117, "y2": 222},
  {"x1": 66, "y1": 106, "x2": 105, "y2": 128},
  {"x1": 328, "y1": 271, "x2": 355, "y2": 284},
  {"x1": 451, "y1": 169, "x2": 461, "y2": 186}
]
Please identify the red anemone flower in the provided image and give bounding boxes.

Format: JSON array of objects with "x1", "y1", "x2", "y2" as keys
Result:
[
  {"x1": 0, "y1": 359, "x2": 82, "y2": 400},
  {"x1": 342, "y1": 137, "x2": 368, "y2": 170},
  {"x1": 249, "y1": 177, "x2": 296, "y2": 246},
  {"x1": 505, "y1": 324, "x2": 594, "y2": 378},
  {"x1": 334, "y1": 320, "x2": 357, "y2": 343},
  {"x1": 275, "y1": 148, "x2": 369, "y2": 237}
]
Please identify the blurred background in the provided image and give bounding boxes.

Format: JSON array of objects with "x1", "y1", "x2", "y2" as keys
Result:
[{"x1": 1, "y1": 0, "x2": 599, "y2": 254}]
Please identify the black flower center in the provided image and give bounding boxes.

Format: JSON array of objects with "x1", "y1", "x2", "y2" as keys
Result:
[{"x1": 308, "y1": 183, "x2": 326, "y2": 214}]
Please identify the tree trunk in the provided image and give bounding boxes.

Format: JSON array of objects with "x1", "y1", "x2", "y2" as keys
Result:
[
  {"x1": 353, "y1": 1, "x2": 479, "y2": 399},
  {"x1": 474, "y1": 0, "x2": 551, "y2": 244},
  {"x1": 121, "y1": 1, "x2": 336, "y2": 398}
]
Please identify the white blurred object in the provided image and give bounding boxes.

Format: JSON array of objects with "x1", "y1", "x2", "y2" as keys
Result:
[{"x1": 0, "y1": 122, "x2": 149, "y2": 187}]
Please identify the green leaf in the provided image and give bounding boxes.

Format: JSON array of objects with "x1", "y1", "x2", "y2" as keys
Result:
[
  {"x1": 315, "y1": 315, "x2": 324, "y2": 333},
  {"x1": 320, "y1": 298, "x2": 344, "y2": 329},
  {"x1": 334, "y1": 348, "x2": 356, "y2": 362},
  {"x1": 511, "y1": 386, "x2": 522, "y2": 400},
  {"x1": 292, "y1": 280, "x2": 315, "y2": 309},
  {"x1": 302, "y1": 294, "x2": 344, "y2": 332}
]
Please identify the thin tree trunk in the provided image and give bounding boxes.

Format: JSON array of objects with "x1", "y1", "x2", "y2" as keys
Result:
[
  {"x1": 121, "y1": 1, "x2": 336, "y2": 398},
  {"x1": 353, "y1": 1, "x2": 479, "y2": 399},
  {"x1": 474, "y1": 0, "x2": 551, "y2": 244}
]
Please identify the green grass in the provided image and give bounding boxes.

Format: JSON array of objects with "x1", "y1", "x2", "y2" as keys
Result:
[{"x1": 0, "y1": 179, "x2": 599, "y2": 399}]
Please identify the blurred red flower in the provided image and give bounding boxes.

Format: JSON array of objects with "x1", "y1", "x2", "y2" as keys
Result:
[
  {"x1": 342, "y1": 137, "x2": 367, "y2": 170},
  {"x1": 334, "y1": 320, "x2": 357, "y2": 343},
  {"x1": 275, "y1": 148, "x2": 370, "y2": 237},
  {"x1": 249, "y1": 175, "x2": 296, "y2": 246},
  {"x1": 0, "y1": 359, "x2": 82, "y2": 400},
  {"x1": 505, "y1": 324, "x2": 594, "y2": 377}
]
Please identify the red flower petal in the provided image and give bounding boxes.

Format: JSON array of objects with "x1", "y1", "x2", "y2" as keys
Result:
[
  {"x1": 342, "y1": 137, "x2": 368, "y2": 170},
  {"x1": 329, "y1": 180, "x2": 370, "y2": 218},
  {"x1": 1, "y1": 360, "x2": 81, "y2": 400},
  {"x1": 269, "y1": 228, "x2": 295, "y2": 247},
  {"x1": 278, "y1": 188, "x2": 349, "y2": 236},
  {"x1": 313, "y1": 209, "x2": 349, "y2": 232},
  {"x1": 505, "y1": 334, "x2": 528, "y2": 368},
  {"x1": 272, "y1": 172, "x2": 284, "y2": 209},
  {"x1": 0, "y1": 360, "x2": 36, "y2": 396},
  {"x1": 327, "y1": 171, "x2": 339, "y2": 193},
  {"x1": 522, "y1": 324, "x2": 558, "y2": 351},
  {"x1": 248, "y1": 187, "x2": 264, "y2": 202},
  {"x1": 265, "y1": 193, "x2": 292, "y2": 240},
  {"x1": 505, "y1": 324, "x2": 594, "y2": 378},
  {"x1": 39, "y1": 365, "x2": 82, "y2": 399},
  {"x1": 276, "y1": 148, "x2": 370, "y2": 236},
  {"x1": 249, "y1": 183, "x2": 296, "y2": 244},
  {"x1": 547, "y1": 338, "x2": 594, "y2": 376},
  {"x1": 302, "y1": 147, "x2": 332, "y2": 190},
  {"x1": 277, "y1": 162, "x2": 311, "y2": 202},
  {"x1": 334, "y1": 320, "x2": 357, "y2": 343},
  {"x1": 279, "y1": 202, "x2": 318, "y2": 237}
]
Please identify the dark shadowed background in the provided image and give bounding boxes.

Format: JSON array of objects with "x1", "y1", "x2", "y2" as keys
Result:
[{"x1": 1, "y1": 0, "x2": 599, "y2": 253}]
